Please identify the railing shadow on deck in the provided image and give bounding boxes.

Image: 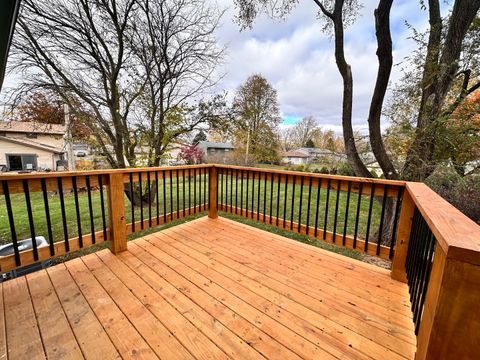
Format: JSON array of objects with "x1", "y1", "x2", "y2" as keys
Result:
[{"x1": 0, "y1": 164, "x2": 479, "y2": 360}]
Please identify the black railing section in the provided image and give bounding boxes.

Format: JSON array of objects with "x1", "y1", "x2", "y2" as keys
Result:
[
  {"x1": 405, "y1": 207, "x2": 436, "y2": 335},
  {"x1": 217, "y1": 167, "x2": 404, "y2": 259},
  {"x1": 0, "y1": 175, "x2": 109, "y2": 269},
  {"x1": 0, "y1": 166, "x2": 210, "y2": 271},
  {"x1": 127, "y1": 168, "x2": 210, "y2": 235}
]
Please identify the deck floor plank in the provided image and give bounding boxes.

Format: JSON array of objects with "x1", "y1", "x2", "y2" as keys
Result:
[
  {"x1": 65, "y1": 258, "x2": 158, "y2": 360},
  {"x1": 152, "y1": 229, "x2": 413, "y2": 359},
  {"x1": 1, "y1": 216, "x2": 416, "y2": 359},
  {"x1": 46, "y1": 264, "x2": 121, "y2": 360},
  {"x1": 3, "y1": 277, "x2": 45, "y2": 359},
  {"x1": 26, "y1": 270, "x2": 83, "y2": 360},
  {"x1": 96, "y1": 250, "x2": 265, "y2": 360}
]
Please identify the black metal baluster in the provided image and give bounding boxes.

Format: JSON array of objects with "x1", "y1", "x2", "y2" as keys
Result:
[
  {"x1": 240, "y1": 170, "x2": 244, "y2": 216},
  {"x1": 314, "y1": 178, "x2": 321, "y2": 238},
  {"x1": 219, "y1": 168, "x2": 223, "y2": 211},
  {"x1": 225, "y1": 168, "x2": 228, "y2": 212},
  {"x1": 251, "y1": 171, "x2": 255, "y2": 219},
  {"x1": 3, "y1": 181, "x2": 20, "y2": 265},
  {"x1": 230, "y1": 169, "x2": 233, "y2": 213},
  {"x1": 147, "y1": 172, "x2": 152, "y2": 227},
  {"x1": 263, "y1": 172, "x2": 267, "y2": 222},
  {"x1": 163, "y1": 170, "x2": 167, "y2": 221},
  {"x1": 353, "y1": 183, "x2": 363, "y2": 249},
  {"x1": 182, "y1": 169, "x2": 186, "y2": 217},
  {"x1": 193, "y1": 168, "x2": 197, "y2": 213},
  {"x1": 23, "y1": 180, "x2": 39, "y2": 259},
  {"x1": 275, "y1": 174, "x2": 279, "y2": 226},
  {"x1": 389, "y1": 187, "x2": 404, "y2": 259},
  {"x1": 268, "y1": 173, "x2": 275, "y2": 225},
  {"x1": 98, "y1": 175, "x2": 107, "y2": 240},
  {"x1": 298, "y1": 176, "x2": 304, "y2": 232},
  {"x1": 415, "y1": 234, "x2": 436, "y2": 335},
  {"x1": 283, "y1": 174, "x2": 288, "y2": 228},
  {"x1": 323, "y1": 179, "x2": 331, "y2": 240},
  {"x1": 72, "y1": 177, "x2": 83, "y2": 248},
  {"x1": 306, "y1": 177, "x2": 312, "y2": 235},
  {"x1": 235, "y1": 169, "x2": 239, "y2": 214},
  {"x1": 41, "y1": 179, "x2": 55, "y2": 256},
  {"x1": 290, "y1": 175, "x2": 296, "y2": 230},
  {"x1": 57, "y1": 177, "x2": 69, "y2": 252},
  {"x1": 376, "y1": 185, "x2": 389, "y2": 256},
  {"x1": 156, "y1": 171, "x2": 160, "y2": 223},
  {"x1": 139, "y1": 172, "x2": 144, "y2": 230},
  {"x1": 245, "y1": 171, "x2": 249, "y2": 218},
  {"x1": 170, "y1": 170, "x2": 174, "y2": 220},
  {"x1": 198, "y1": 168, "x2": 202, "y2": 213},
  {"x1": 332, "y1": 180, "x2": 341, "y2": 243},
  {"x1": 342, "y1": 181, "x2": 352, "y2": 246},
  {"x1": 257, "y1": 172, "x2": 261, "y2": 221},
  {"x1": 364, "y1": 183, "x2": 376, "y2": 252},
  {"x1": 86, "y1": 175, "x2": 95, "y2": 244},
  {"x1": 177, "y1": 170, "x2": 180, "y2": 216}
]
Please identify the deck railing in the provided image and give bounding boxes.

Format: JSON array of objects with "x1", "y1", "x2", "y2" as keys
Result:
[{"x1": 0, "y1": 164, "x2": 479, "y2": 359}]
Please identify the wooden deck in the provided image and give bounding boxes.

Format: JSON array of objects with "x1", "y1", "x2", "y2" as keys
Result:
[{"x1": 0, "y1": 216, "x2": 416, "y2": 360}]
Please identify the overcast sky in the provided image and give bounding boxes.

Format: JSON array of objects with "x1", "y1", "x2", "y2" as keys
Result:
[
  {"x1": 212, "y1": 0, "x2": 436, "y2": 133},
  {"x1": 2, "y1": 0, "x2": 447, "y2": 134}
]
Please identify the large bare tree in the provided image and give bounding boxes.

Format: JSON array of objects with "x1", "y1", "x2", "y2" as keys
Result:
[{"x1": 10, "y1": 0, "x2": 225, "y2": 169}]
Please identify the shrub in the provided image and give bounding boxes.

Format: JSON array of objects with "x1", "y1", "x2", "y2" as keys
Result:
[
  {"x1": 319, "y1": 166, "x2": 329, "y2": 174},
  {"x1": 337, "y1": 162, "x2": 354, "y2": 176},
  {"x1": 426, "y1": 167, "x2": 480, "y2": 224}
]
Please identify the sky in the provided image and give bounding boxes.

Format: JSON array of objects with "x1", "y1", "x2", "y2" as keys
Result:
[
  {"x1": 1, "y1": 0, "x2": 441, "y2": 134},
  {"x1": 212, "y1": 0, "x2": 434, "y2": 133}
]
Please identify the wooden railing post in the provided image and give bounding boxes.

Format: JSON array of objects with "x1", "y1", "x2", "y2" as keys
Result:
[
  {"x1": 208, "y1": 166, "x2": 218, "y2": 219},
  {"x1": 107, "y1": 173, "x2": 127, "y2": 254},
  {"x1": 391, "y1": 189, "x2": 415, "y2": 282}
]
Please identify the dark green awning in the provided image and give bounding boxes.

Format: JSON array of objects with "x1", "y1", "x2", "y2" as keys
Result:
[{"x1": 0, "y1": 0, "x2": 21, "y2": 92}]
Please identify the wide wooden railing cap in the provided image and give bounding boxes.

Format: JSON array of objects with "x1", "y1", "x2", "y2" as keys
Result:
[{"x1": 406, "y1": 182, "x2": 480, "y2": 265}]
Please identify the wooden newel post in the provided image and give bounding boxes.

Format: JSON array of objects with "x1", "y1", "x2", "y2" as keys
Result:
[
  {"x1": 391, "y1": 189, "x2": 415, "y2": 282},
  {"x1": 107, "y1": 173, "x2": 127, "y2": 254},
  {"x1": 208, "y1": 166, "x2": 218, "y2": 219}
]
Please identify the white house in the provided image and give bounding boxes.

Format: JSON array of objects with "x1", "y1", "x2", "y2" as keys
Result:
[
  {"x1": 0, "y1": 121, "x2": 67, "y2": 172},
  {"x1": 281, "y1": 149, "x2": 310, "y2": 165}
]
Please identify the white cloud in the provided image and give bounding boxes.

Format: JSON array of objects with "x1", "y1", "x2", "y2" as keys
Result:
[{"x1": 213, "y1": 0, "x2": 434, "y2": 132}]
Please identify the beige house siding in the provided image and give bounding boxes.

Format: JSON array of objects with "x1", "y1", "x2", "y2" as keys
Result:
[
  {"x1": 0, "y1": 139, "x2": 62, "y2": 170},
  {"x1": 3, "y1": 133, "x2": 65, "y2": 149}
]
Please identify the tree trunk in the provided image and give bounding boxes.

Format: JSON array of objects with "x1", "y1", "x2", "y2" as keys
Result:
[
  {"x1": 332, "y1": 1, "x2": 372, "y2": 178},
  {"x1": 402, "y1": 0, "x2": 480, "y2": 181},
  {"x1": 367, "y1": 0, "x2": 398, "y2": 180}
]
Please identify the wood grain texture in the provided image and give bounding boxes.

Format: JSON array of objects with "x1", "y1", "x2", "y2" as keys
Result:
[
  {"x1": 0, "y1": 216, "x2": 416, "y2": 359},
  {"x1": 406, "y1": 182, "x2": 480, "y2": 265}
]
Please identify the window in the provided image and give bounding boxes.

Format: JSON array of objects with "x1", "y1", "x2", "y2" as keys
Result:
[
  {"x1": 0, "y1": 132, "x2": 6, "y2": 137},
  {"x1": 27, "y1": 133, "x2": 38, "y2": 139},
  {"x1": 6, "y1": 154, "x2": 37, "y2": 171}
]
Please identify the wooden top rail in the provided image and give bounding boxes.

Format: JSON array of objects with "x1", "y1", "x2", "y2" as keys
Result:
[
  {"x1": 0, "y1": 164, "x2": 211, "y2": 181},
  {"x1": 406, "y1": 182, "x2": 480, "y2": 266},
  {"x1": 216, "y1": 164, "x2": 406, "y2": 187}
]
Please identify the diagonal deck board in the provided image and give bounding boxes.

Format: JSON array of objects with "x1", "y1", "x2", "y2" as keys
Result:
[{"x1": 0, "y1": 216, "x2": 416, "y2": 359}]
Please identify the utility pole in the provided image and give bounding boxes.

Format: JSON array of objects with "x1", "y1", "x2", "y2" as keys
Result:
[
  {"x1": 245, "y1": 123, "x2": 250, "y2": 165},
  {"x1": 64, "y1": 104, "x2": 75, "y2": 171}
]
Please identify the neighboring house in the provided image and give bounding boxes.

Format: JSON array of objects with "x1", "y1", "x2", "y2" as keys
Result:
[
  {"x1": 0, "y1": 121, "x2": 66, "y2": 171},
  {"x1": 197, "y1": 141, "x2": 235, "y2": 156},
  {"x1": 282, "y1": 147, "x2": 346, "y2": 165},
  {"x1": 281, "y1": 150, "x2": 310, "y2": 165}
]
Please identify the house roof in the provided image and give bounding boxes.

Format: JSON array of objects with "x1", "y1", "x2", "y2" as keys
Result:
[
  {"x1": 282, "y1": 150, "x2": 309, "y2": 158},
  {"x1": 0, "y1": 136, "x2": 65, "y2": 154},
  {"x1": 0, "y1": 121, "x2": 66, "y2": 135},
  {"x1": 198, "y1": 141, "x2": 234, "y2": 150}
]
